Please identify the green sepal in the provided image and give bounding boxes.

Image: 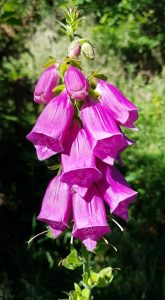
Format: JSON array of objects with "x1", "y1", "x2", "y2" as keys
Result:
[
  {"x1": 47, "y1": 163, "x2": 61, "y2": 171},
  {"x1": 83, "y1": 267, "x2": 114, "y2": 289},
  {"x1": 60, "y1": 61, "x2": 68, "y2": 77},
  {"x1": 70, "y1": 59, "x2": 82, "y2": 70},
  {"x1": 88, "y1": 88, "x2": 101, "y2": 100},
  {"x1": 43, "y1": 56, "x2": 56, "y2": 69},
  {"x1": 46, "y1": 227, "x2": 55, "y2": 239},
  {"x1": 97, "y1": 267, "x2": 114, "y2": 288},
  {"x1": 93, "y1": 73, "x2": 108, "y2": 81},
  {"x1": 52, "y1": 84, "x2": 65, "y2": 95},
  {"x1": 60, "y1": 247, "x2": 83, "y2": 270},
  {"x1": 79, "y1": 38, "x2": 90, "y2": 45}
]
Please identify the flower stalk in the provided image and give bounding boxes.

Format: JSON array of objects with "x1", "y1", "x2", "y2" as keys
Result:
[{"x1": 26, "y1": 5, "x2": 139, "y2": 300}]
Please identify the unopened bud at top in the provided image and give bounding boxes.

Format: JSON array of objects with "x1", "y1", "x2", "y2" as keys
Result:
[
  {"x1": 82, "y1": 42, "x2": 95, "y2": 60},
  {"x1": 68, "y1": 40, "x2": 81, "y2": 59}
]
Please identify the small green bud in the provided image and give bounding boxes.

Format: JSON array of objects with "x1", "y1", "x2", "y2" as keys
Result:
[{"x1": 82, "y1": 42, "x2": 95, "y2": 60}]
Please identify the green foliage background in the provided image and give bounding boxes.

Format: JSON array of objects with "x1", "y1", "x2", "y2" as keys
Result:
[{"x1": 0, "y1": 0, "x2": 165, "y2": 299}]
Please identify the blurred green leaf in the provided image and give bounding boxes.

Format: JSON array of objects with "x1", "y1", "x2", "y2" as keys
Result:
[{"x1": 3, "y1": 0, "x2": 18, "y2": 12}]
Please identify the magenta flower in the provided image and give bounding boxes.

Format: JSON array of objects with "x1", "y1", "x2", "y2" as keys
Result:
[
  {"x1": 26, "y1": 90, "x2": 74, "y2": 160},
  {"x1": 80, "y1": 97, "x2": 131, "y2": 165},
  {"x1": 61, "y1": 118, "x2": 102, "y2": 187},
  {"x1": 97, "y1": 160, "x2": 138, "y2": 221},
  {"x1": 34, "y1": 64, "x2": 59, "y2": 104},
  {"x1": 96, "y1": 80, "x2": 139, "y2": 130},
  {"x1": 64, "y1": 65, "x2": 89, "y2": 100},
  {"x1": 72, "y1": 185, "x2": 111, "y2": 251},
  {"x1": 73, "y1": 185, "x2": 89, "y2": 199},
  {"x1": 37, "y1": 175, "x2": 72, "y2": 238}
]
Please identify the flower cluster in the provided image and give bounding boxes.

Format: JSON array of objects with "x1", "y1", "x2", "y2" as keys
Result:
[{"x1": 27, "y1": 51, "x2": 138, "y2": 251}]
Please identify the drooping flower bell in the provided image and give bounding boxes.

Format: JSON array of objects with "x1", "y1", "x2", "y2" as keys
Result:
[
  {"x1": 64, "y1": 65, "x2": 89, "y2": 100},
  {"x1": 80, "y1": 97, "x2": 131, "y2": 165},
  {"x1": 61, "y1": 118, "x2": 102, "y2": 187},
  {"x1": 72, "y1": 185, "x2": 111, "y2": 251},
  {"x1": 97, "y1": 160, "x2": 138, "y2": 221},
  {"x1": 34, "y1": 64, "x2": 59, "y2": 104},
  {"x1": 37, "y1": 175, "x2": 72, "y2": 237},
  {"x1": 26, "y1": 90, "x2": 74, "y2": 160},
  {"x1": 96, "y1": 80, "x2": 139, "y2": 130}
]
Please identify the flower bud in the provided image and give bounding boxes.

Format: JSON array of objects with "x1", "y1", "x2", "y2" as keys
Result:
[
  {"x1": 34, "y1": 64, "x2": 59, "y2": 104},
  {"x1": 82, "y1": 42, "x2": 95, "y2": 60},
  {"x1": 68, "y1": 40, "x2": 81, "y2": 59},
  {"x1": 64, "y1": 65, "x2": 89, "y2": 100}
]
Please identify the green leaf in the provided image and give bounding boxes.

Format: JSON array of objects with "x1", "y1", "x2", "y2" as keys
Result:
[
  {"x1": 52, "y1": 84, "x2": 65, "y2": 95},
  {"x1": 82, "y1": 288, "x2": 90, "y2": 299},
  {"x1": 3, "y1": 0, "x2": 18, "y2": 12},
  {"x1": 59, "y1": 27, "x2": 67, "y2": 35},
  {"x1": 61, "y1": 248, "x2": 83, "y2": 270},
  {"x1": 74, "y1": 283, "x2": 81, "y2": 293},
  {"x1": 88, "y1": 88, "x2": 101, "y2": 100}
]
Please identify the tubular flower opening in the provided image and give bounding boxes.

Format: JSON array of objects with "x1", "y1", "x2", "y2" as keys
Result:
[
  {"x1": 37, "y1": 175, "x2": 72, "y2": 237},
  {"x1": 80, "y1": 96, "x2": 131, "y2": 165},
  {"x1": 97, "y1": 160, "x2": 138, "y2": 221},
  {"x1": 72, "y1": 185, "x2": 111, "y2": 251},
  {"x1": 61, "y1": 118, "x2": 102, "y2": 187},
  {"x1": 26, "y1": 90, "x2": 74, "y2": 160},
  {"x1": 96, "y1": 80, "x2": 139, "y2": 130}
]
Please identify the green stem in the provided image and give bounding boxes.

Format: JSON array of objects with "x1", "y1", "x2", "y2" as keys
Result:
[{"x1": 81, "y1": 246, "x2": 92, "y2": 300}]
